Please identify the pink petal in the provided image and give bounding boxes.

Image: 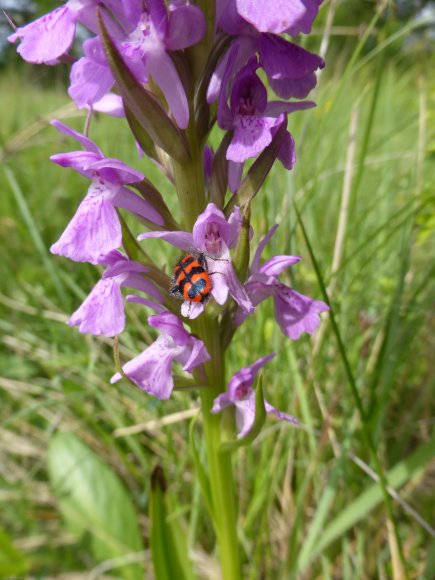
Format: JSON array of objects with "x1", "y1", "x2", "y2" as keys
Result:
[
  {"x1": 265, "y1": 402, "x2": 299, "y2": 425},
  {"x1": 8, "y1": 6, "x2": 76, "y2": 64},
  {"x1": 50, "y1": 120, "x2": 102, "y2": 155},
  {"x1": 227, "y1": 115, "x2": 282, "y2": 163},
  {"x1": 260, "y1": 255, "x2": 301, "y2": 277},
  {"x1": 138, "y1": 230, "x2": 194, "y2": 250},
  {"x1": 228, "y1": 161, "x2": 244, "y2": 193},
  {"x1": 274, "y1": 287, "x2": 329, "y2": 339},
  {"x1": 166, "y1": 2, "x2": 206, "y2": 50},
  {"x1": 50, "y1": 185, "x2": 121, "y2": 264},
  {"x1": 110, "y1": 335, "x2": 180, "y2": 400},
  {"x1": 181, "y1": 301, "x2": 204, "y2": 319},
  {"x1": 91, "y1": 94, "x2": 125, "y2": 117},
  {"x1": 236, "y1": 0, "x2": 322, "y2": 35},
  {"x1": 68, "y1": 277, "x2": 125, "y2": 337},
  {"x1": 146, "y1": 51, "x2": 189, "y2": 129},
  {"x1": 250, "y1": 224, "x2": 279, "y2": 274}
]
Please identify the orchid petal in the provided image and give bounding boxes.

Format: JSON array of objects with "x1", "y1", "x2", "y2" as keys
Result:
[
  {"x1": 50, "y1": 184, "x2": 121, "y2": 264},
  {"x1": 166, "y1": 2, "x2": 206, "y2": 50},
  {"x1": 251, "y1": 224, "x2": 279, "y2": 274},
  {"x1": 227, "y1": 115, "x2": 282, "y2": 163},
  {"x1": 260, "y1": 255, "x2": 301, "y2": 277},
  {"x1": 50, "y1": 119, "x2": 102, "y2": 155},
  {"x1": 236, "y1": 0, "x2": 322, "y2": 36},
  {"x1": 138, "y1": 230, "x2": 194, "y2": 250},
  {"x1": 274, "y1": 287, "x2": 329, "y2": 339},
  {"x1": 228, "y1": 161, "x2": 244, "y2": 193},
  {"x1": 68, "y1": 277, "x2": 124, "y2": 337},
  {"x1": 110, "y1": 334, "x2": 180, "y2": 400},
  {"x1": 147, "y1": 51, "x2": 189, "y2": 129},
  {"x1": 181, "y1": 301, "x2": 204, "y2": 319},
  {"x1": 8, "y1": 5, "x2": 76, "y2": 64}
]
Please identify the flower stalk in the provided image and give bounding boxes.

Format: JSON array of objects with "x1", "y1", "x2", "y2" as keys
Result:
[{"x1": 9, "y1": 1, "x2": 329, "y2": 576}]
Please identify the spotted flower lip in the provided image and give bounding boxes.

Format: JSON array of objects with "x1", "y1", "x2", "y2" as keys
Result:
[
  {"x1": 49, "y1": 120, "x2": 163, "y2": 264},
  {"x1": 211, "y1": 353, "x2": 299, "y2": 438},
  {"x1": 216, "y1": 47, "x2": 313, "y2": 191},
  {"x1": 138, "y1": 203, "x2": 254, "y2": 318},
  {"x1": 68, "y1": 251, "x2": 163, "y2": 337},
  {"x1": 110, "y1": 311, "x2": 210, "y2": 400}
]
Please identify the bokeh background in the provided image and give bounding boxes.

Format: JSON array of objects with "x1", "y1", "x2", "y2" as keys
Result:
[{"x1": 0, "y1": 1, "x2": 434, "y2": 578}]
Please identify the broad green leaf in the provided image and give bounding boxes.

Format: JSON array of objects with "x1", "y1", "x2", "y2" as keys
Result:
[
  {"x1": 0, "y1": 526, "x2": 28, "y2": 576},
  {"x1": 150, "y1": 466, "x2": 195, "y2": 580},
  {"x1": 224, "y1": 121, "x2": 287, "y2": 216},
  {"x1": 98, "y1": 12, "x2": 190, "y2": 163},
  {"x1": 219, "y1": 375, "x2": 267, "y2": 452},
  {"x1": 48, "y1": 432, "x2": 144, "y2": 580}
]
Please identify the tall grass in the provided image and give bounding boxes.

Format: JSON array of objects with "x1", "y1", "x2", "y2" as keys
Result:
[{"x1": 1, "y1": 5, "x2": 434, "y2": 578}]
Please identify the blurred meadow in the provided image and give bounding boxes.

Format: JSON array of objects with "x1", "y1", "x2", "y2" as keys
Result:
[{"x1": 1, "y1": 0, "x2": 434, "y2": 578}]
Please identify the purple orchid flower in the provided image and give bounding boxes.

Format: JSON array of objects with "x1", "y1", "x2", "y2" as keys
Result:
[
  {"x1": 68, "y1": 0, "x2": 205, "y2": 128},
  {"x1": 235, "y1": 0, "x2": 323, "y2": 36},
  {"x1": 49, "y1": 120, "x2": 163, "y2": 265},
  {"x1": 210, "y1": 2, "x2": 324, "y2": 106},
  {"x1": 238, "y1": 225, "x2": 329, "y2": 338},
  {"x1": 111, "y1": 311, "x2": 210, "y2": 399},
  {"x1": 217, "y1": 49, "x2": 313, "y2": 191},
  {"x1": 211, "y1": 353, "x2": 299, "y2": 438},
  {"x1": 138, "y1": 203, "x2": 254, "y2": 319},
  {"x1": 68, "y1": 251, "x2": 164, "y2": 337}
]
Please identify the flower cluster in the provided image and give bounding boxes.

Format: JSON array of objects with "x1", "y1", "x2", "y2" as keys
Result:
[{"x1": 9, "y1": 0, "x2": 327, "y2": 439}]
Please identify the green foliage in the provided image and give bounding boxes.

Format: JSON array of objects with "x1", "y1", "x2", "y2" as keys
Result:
[
  {"x1": 0, "y1": 526, "x2": 28, "y2": 576},
  {"x1": 48, "y1": 432, "x2": 144, "y2": 579},
  {"x1": 149, "y1": 466, "x2": 195, "y2": 580}
]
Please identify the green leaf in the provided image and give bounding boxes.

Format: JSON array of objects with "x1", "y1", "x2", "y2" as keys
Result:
[
  {"x1": 150, "y1": 466, "x2": 195, "y2": 580},
  {"x1": 219, "y1": 375, "x2": 267, "y2": 452},
  {"x1": 118, "y1": 213, "x2": 169, "y2": 291},
  {"x1": 0, "y1": 526, "x2": 28, "y2": 576},
  {"x1": 98, "y1": 11, "x2": 190, "y2": 163},
  {"x1": 48, "y1": 432, "x2": 144, "y2": 580},
  {"x1": 224, "y1": 121, "x2": 287, "y2": 216},
  {"x1": 232, "y1": 203, "x2": 251, "y2": 283},
  {"x1": 124, "y1": 102, "x2": 158, "y2": 161},
  {"x1": 131, "y1": 179, "x2": 180, "y2": 231},
  {"x1": 209, "y1": 131, "x2": 232, "y2": 208}
]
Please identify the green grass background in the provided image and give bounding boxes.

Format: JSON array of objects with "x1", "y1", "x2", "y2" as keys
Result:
[{"x1": 0, "y1": 2, "x2": 434, "y2": 578}]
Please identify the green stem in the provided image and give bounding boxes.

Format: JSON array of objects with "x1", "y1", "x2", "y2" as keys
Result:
[
  {"x1": 173, "y1": 131, "x2": 241, "y2": 576},
  {"x1": 198, "y1": 317, "x2": 242, "y2": 580}
]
